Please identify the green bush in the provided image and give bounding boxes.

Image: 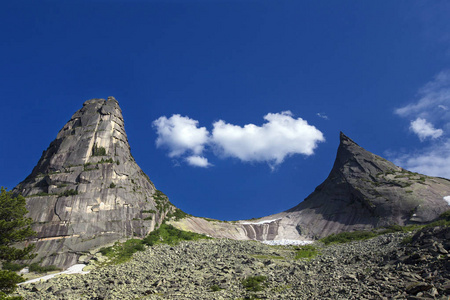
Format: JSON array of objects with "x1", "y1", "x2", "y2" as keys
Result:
[
  {"x1": 165, "y1": 208, "x2": 189, "y2": 221},
  {"x1": 1, "y1": 262, "x2": 26, "y2": 272},
  {"x1": 59, "y1": 189, "x2": 78, "y2": 197},
  {"x1": 92, "y1": 144, "x2": 106, "y2": 156},
  {"x1": 210, "y1": 284, "x2": 222, "y2": 292},
  {"x1": 320, "y1": 230, "x2": 378, "y2": 245},
  {"x1": 294, "y1": 245, "x2": 320, "y2": 260},
  {"x1": 109, "y1": 182, "x2": 116, "y2": 188},
  {"x1": 99, "y1": 239, "x2": 145, "y2": 265},
  {"x1": 142, "y1": 224, "x2": 210, "y2": 247},
  {"x1": 28, "y1": 263, "x2": 60, "y2": 274},
  {"x1": 241, "y1": 275, "x2": 267, "y2": 292}
]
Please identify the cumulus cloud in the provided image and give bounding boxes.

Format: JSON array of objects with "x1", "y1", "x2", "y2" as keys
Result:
[
  {"x1": 153, "y1": 114, "x2": 209, "y2": 157},
  {"x1": 186, "y1": 155, "x2": 211, "y2": 168},
  {"x1": 392, "y1": 141, "x2": 450, "y2": 178},
  {"x1": 211, "y1": 111, "x2": 325, "y2": 166},
  {"x1": 410, "y1": 117, "x2": 443, "y2": 141},
  {"x1": 153, "y1": 111, "x2": 324, "y2": 168},
  {"x1": 392, "y1": 70, "x2": 450, "y2": 179}
]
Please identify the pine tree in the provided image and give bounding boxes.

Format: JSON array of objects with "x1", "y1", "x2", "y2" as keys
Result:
[{"x1": 0, "y1": 187, "x2": 36, "y2": 298}]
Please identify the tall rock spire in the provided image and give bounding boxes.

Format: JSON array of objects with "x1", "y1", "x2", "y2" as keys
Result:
[{"x1": 14, "y1": 98, "x2": 176, "y2": 268}]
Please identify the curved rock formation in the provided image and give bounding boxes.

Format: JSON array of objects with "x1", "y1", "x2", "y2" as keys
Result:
[
  {"x1": 14, "y1": 98, "x2": 176, "y2": 268},
  {"x1": 172, "y1": 132, "x2": 450, "y2": 241}
]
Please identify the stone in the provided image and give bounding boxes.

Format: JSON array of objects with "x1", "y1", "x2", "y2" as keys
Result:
[{"x1": 14, "y1": 98, "x2": 179, "y2": 269}]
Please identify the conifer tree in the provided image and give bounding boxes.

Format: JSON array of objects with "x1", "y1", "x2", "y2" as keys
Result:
[{"x1": 0, "y1": 187, "x2": 36, "y2": 298}]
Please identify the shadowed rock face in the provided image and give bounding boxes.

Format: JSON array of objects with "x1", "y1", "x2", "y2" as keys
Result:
[
  {"x1": 14, "y1": 98, "x2": 175, "y2": 268},
  {"x1": 172, "y1": 132, "x2": 450, "y2": 241}
]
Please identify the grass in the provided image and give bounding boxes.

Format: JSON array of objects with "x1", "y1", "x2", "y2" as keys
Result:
[
  {"x1": 142, "y1": 223, "x2": 211, "y2": 246},
  {"x1": 320, "y1": 210, "x2": 450, "y2": 245},
  {"x1": 252, "y1": 255, "x2": 284, "y2": 260},
  {"x1": 99, "y1": 239, "x2": 145, "y2": 265},
  {"x1": 294, "y1": 245, "x2": 320, "y2": 260}
]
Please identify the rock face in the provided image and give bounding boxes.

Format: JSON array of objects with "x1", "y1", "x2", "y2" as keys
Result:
[
  {"x1": 172, "y1": 132, "x2": 450, "y2": 240},
  {"x1": 14, "y1": 98, "x2": 176, "y2": 268}
]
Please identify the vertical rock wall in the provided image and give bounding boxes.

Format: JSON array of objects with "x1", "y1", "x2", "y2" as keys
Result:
[{"x1": 14, "y1": 98, "x2": 175, "y2": 268}]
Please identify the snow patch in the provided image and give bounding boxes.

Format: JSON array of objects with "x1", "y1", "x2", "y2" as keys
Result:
[
  {"x1": 19, "y1": 264, "x2": 89, "y2": 285},
  {"x1": 241, "y1": 219, "x2": 281, "y2": 225},
  {"x1": 444, "y1": 196, "x2": 450, "y2": 205},
  {"x1": 262, "y1": 239, "x2": 314, "y2": 246}
]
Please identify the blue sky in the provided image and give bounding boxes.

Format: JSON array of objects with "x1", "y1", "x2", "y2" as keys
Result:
[{"x1": 1, "y1": 1, "x2": 450, "y2": 220}]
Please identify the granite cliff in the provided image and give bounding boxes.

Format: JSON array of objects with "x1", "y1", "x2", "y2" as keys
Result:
[
  {"x1": 171, "y1": 132, "x2": 450, "y2": 240},
  {"x1": 14, "y1": 98, "x2": 177, "y2": 268}
]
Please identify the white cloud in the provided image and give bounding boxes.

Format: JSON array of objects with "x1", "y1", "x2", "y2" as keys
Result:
[
  {"x1": 392, "y1": 140, "x2": 450, "y2": 179},
  {"x1": 410, "y1": 117, "x2": 443, "y2": 141},
  {"x1": 153, "y1": 114, "x2": 209, "y2": 157},
  {"x1": 186, "y1": 155, "x2": 211, "y2": 168},
  {"x1": 211, "y1": 111, "x2": 325, "y2": 166},
  {"x1": 395, "y1": 70, "x2": 450, "y2": 119},
  {"x1": 316, "y1": 113, "x2": 329, "y2": 120}
]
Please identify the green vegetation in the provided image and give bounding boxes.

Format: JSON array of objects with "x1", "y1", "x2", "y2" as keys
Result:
[
  {"x1": 141, "y1": 209, "x2": 157, "y2": 214},
  {"x1": 241, "y1": 275, "x2": 267, "y2": 292},
  {"x1": 294, "y1": 245, "x2": 320, "y2": 260},
  {"x1": 28, "y1": 263, "x2": 60, "y2": 274},
  {"x1": 153, "y1": 190, "x2": 174, "y2": 214},
  {"x1": 92, "y1": 144, "x2": 107, "y2": 156},
  {"x1": 1, "y1": 263, "x2": 26, "y2": 272},
  {"x1": 97, "y1": 224, "x2": 211, "y2": 265},
  {"x1": 99, "y1": 158, "x2": 114, "y2": 164},
  {"x1": 109, "y1": 182, "x2": 116, "y2": 188},
  {"x1": 320, "y1": 211, "x2": 450, "y2": 246},
  {"x1": 99, "y1": 239, "x2": 145, "y2": 265},
  {"x1": 142, "y1": 224, "x2": 211, "y2": 246},
  {"x1": 165, "y1": 208, "x2": 189, "y2": 221},
  {"x1": 210, "y1": 284, "x2": 223, "y2": 292},
  {"x1": 0, "y1": 187, "x2": 36, "y2": 299},
  {"x1": 252, "y1": 255, "x2": 284, "y2": 260},
  {"x1": 320, "y1": 231, "x2": 378, "y2": 245},
  {"x1": 59, "y1": 189, "x2": 78, "y2": 197}
]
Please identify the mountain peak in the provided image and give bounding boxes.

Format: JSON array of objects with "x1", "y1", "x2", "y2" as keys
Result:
[{"x1": 15, "y1": 98, "x2": 176, "y2": 268}]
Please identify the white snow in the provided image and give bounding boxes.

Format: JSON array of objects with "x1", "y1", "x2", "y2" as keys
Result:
[
  {"x1": 241, "y1": 219, "x2": 281, "y2": 225},
  {"x1": 19, "y1": 264, "x2": 89, "y2": 285},
  {"x1": 444, "y1": 196, "x2": 450, "y2": 205},
  {"x1": 262, "y1": 239, "x2": 314, "y2": 246}
]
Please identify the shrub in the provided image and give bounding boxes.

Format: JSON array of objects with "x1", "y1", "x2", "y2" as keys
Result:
[
  {"x1": 210, "y1": 284, "x2": 222, "y2": 292},
  {"x1": 294, "y1": 245, "x2": 320, "y2": 260},
  {"x1": 99, "y1": 239, "x2": 145, "y2": 265},
  {"x1": 28, "y1": 263, "x2": 60, "y2": 274},
  {"x1": 242, "y1": 275, "x2": 267, "y2": 292},
  {"x1": 142, "y1": 224, "x2": 210, "y2": 247},
  {"x1": 109, "y1": 182, "x2": 116, "y2": 188},
  {"x1": 1, "y1": 262, "x2": 27, "y2": 272},
  {"x1": 165, "y1": 208, "x2": 189, "y2": 221},
  {"x1": 92, "y1": 144, "x2": 106, "y2": 156},
  {"x1": 59, "y1": 189, "x2": 78, "y2": 197}
]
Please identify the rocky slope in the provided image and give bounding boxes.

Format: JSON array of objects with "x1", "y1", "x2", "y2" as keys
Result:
[
  {"x1": 14, "y1": 98, "x2": 177, "y2": 268},
  {"x1": 172, "y1": 132, "x2": 450, "y2": 240},
  {"x1": 16, "y1": 226, "x2": 450, "y2": 299}
]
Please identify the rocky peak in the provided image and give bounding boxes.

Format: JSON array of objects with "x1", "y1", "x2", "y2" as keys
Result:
[
  {"x1": 15, "y1": 98, "x2": 177, "y2": 268},
  {"x1": 283, "y1": 132, "x2": 450, "y2": 238}
]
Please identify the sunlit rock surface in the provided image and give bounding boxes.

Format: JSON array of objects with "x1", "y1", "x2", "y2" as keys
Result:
[
  {"x1": 14, "y1": 98, "x2": 176, "y2": 268},
  {"x1": 172, "y1": 133, "x2": 450, "y2": 240}
]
